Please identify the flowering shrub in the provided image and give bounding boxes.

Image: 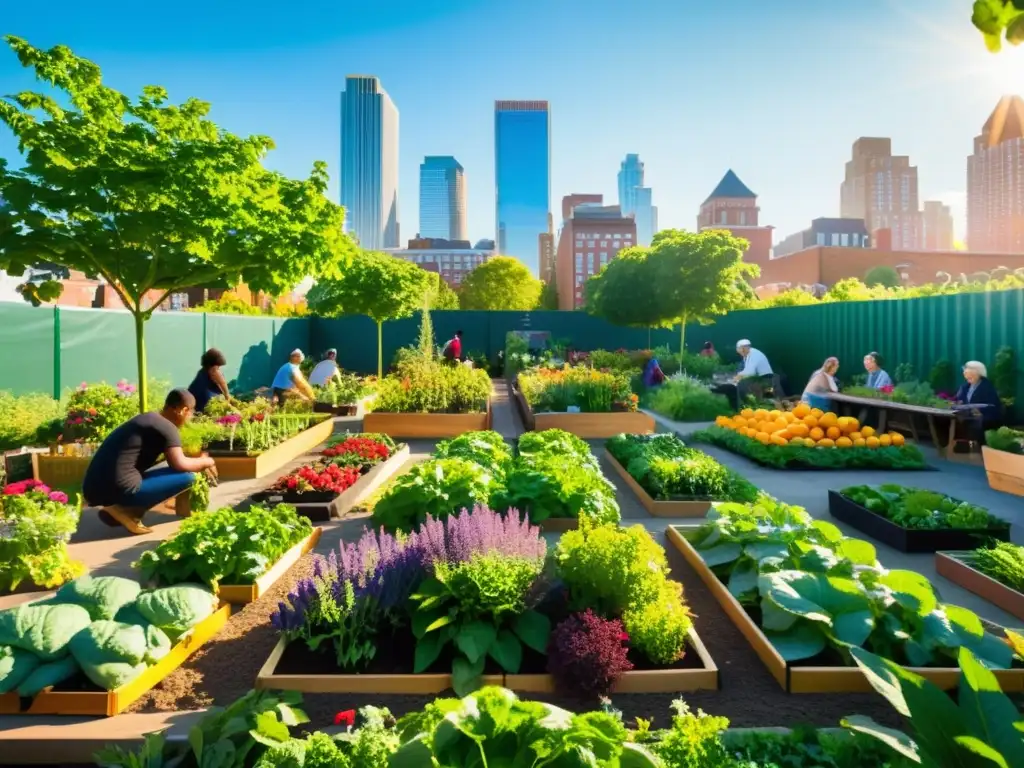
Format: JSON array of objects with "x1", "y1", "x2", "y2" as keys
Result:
[
  {"x1": 57, "y1": 381, "x2": 139, "y2": 444},
  {"x1": 321, "y1": 436, "x2": 391, "y2": 468},
  {"x1": 1, "y1": 480, "x2": 84, "y2": 591},
  {"x1": 547, "y1": 610, "x2": 633, "y2": 699},
  {"x1": 270, "y1": 463, "x2": 361, "y2": 495}
]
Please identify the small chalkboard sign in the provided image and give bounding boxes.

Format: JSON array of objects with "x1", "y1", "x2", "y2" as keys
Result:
[{"x1": 3, "y1": 450, "x2": 42, "y2": 483}]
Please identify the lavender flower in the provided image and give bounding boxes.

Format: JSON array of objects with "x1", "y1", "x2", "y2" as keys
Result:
[{"x1": 412, "y1": 505, "x2": 546, "y2": 568}]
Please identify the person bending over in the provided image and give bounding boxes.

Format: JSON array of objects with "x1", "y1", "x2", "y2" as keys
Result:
[
  {"x1": 188, "y1": 347, "x2": 232, "y2": 413},
  {"x1": 271, "y1": 349, "x2": 315, "y2": 405},
  {"x1": 83, "y1": 388, "x2": 216, "y2": 535}
]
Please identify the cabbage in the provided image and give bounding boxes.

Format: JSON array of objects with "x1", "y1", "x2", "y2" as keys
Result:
[
  {"x1": 135, "y1": 584, "x2": 218, "y2": 636},
  {"x1": 144, "y1": 624, "x2": 172, "y2": 664},
  {"x1": 56, "y1": 575, "x2": 141, "y2": 620},
  {"x1": 16, "y1": 656, "x2": 80, "y2": 697},
  {"x1": 0, "y1": 603, "x2": 92, "y2": 660},
  {"x1": 69, "y1": 620, "x2": 150, "y2": 690},
  {"x1": 0, "y1": 645, "x2": 41, "y2": 693}
]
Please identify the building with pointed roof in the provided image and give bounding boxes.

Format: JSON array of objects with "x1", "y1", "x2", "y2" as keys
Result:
[
  {"x1": 967, "y1": 95, "x2": 1024, "y2": 253},
  {"x1": 697, "y1": 170, "x2": 773, "y2": 269}
]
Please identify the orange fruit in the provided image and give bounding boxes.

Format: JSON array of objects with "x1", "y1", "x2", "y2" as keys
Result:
[
  {"x1": 836, "y1": 416, "x2": 853, "y2": 433},
  {"x1": 734, "y1": 416, "x2": 748, "y2": 428},
  {"x1": 817, "y1": 438, "x2": 835, "y2": 448},
  {"x1": 879, "y1": 434, "x2": 892, "y2": 447},
  {"x1": 773, "y1": 420, "x2": 789, "y2": 433},
  {"x1": 770, "y1": 434, "x2": 788, "y2": 446},
  {"x1": 810, "y1": 407, "x2": 824, "y2": 418},
  {"x1": 853, "y1": 438, "x2": 866, "y2": 447},
  {"x1": 818, "y1": 412, "x2": 838, "y2": 429},
  {"x1": 826, "y1": 426, "x2": 841, "y2": 440},
  {"x1": 890, "y1": 432, "x2": 905, "y2": 447},
  {"x1": 741, "y1": 408, "x2": 755, "y2": 419},
  {"x1": 803, "y1": 415, "x2": 819, "y2": 428},
  {"x1": 861, "y1": 426, "x2": 876, "y2": 438},
  {"x1": 789, "y1": 423, "x2": 809, "y2": 438},
  {"x1": 866, "y1": 436, "x2": 880, "y2": 448},
  {"x1": 849, "y1": 431, "x2": 862, "y2": 441},
  {"x1": 791, "y1": 403, "x2": 810, "y2": 419},
  {"x1": 836, "y1": 436, "x2": 853, "y2": 448},
  {"x1": 755, "y1": 431, "x2": 771, "y2": 444},
  {"x1": 782, "y1": 412, "x2": 796, "y2": 423},
  {"x1": 809, "y1": 427, "x2": 825, "y2": 441},
  {"x1": 754, "y1": 409, "x2": 770, "y2": 421},
  {"x1": 769, "y1": 409, "x2": 783, "y2": 419}
]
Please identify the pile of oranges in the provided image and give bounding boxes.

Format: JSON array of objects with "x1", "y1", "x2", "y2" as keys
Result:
[{"x1": 713, "y1": 403, "x2": 907, "y2": 449}]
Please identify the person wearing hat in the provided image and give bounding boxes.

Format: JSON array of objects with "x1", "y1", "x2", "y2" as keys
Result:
[
  {"x1": 308, "y1": 348, "x2": 342, "y2": 388},
  {"x1": 725, "y1": 339, "x2": 774, "y2": 408},
  {"x1": 271, "y1": 349, "x2": 315, "y2": 405}
]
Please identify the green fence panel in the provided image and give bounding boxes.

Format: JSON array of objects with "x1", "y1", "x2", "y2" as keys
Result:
[
  {"x1": 205, "y1": 315, "x2": 278, "y2": 393},
  {"x1": 271, "y1": 318, "x2": 313, "y2": 366},
  {"x1": 58, "y1": 308, "x2": 138, "y2": 394},
  {"x1": 0, "y1": 304, "x2": 56, "y2": 396},
  {"x1": 145, "y1": 312, "x2": 205, "y2": 392}
]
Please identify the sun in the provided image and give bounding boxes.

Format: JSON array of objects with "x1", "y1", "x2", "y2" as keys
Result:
[{"x1": 980, "y1": 44, "x2": 1024, "y2": 94}]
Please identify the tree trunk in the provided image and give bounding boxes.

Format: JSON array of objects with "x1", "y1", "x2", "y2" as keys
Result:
[
  {"x1": 678, "y1": 317, "x2": 687, "y2": 361},
  {"x1": 376, "y1": 320, "x2": 383, "y2": 379},
  {"x1": 133, "y1": 310, "x2": 148, "y2": 414}
]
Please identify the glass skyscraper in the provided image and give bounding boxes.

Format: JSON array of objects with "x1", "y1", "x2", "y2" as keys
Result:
[
  {"x1": 340, "y1": 75, "x2": 399, "y2": 250},
  {"x1": 494, "y1": 100, "x2": 550, "y2": 274},
  {"x1": 419, "y1": 156, "x2": 467, "y2": 241},
  {"x1": 617, "y1": 153, "x2": 657, "y2": 246}
]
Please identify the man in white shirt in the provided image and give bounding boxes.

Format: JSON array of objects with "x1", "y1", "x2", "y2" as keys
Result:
[
  {"x1": 308, "y1": 349, "x2": 342, "y2": 387},
  {"x1": 735, "y1": 339, "x2": 773, "y2": 381}
]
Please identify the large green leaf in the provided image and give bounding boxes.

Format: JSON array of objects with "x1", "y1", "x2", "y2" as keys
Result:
[
  {"x1": 451, "y1": 655, "x2": 487, "y2": 697},
  {"x1": 836, "y1": 538, "x2": 876, "y2": 566},
  {"x1": 488, "y1": 629, "x2": 523, "y2": 674},
  {"x1": 455, "y1": 621, "x2": 497, "y2": 665},
  {"x1": 881, "y1": 570, "x2": 938, "y2": 616},
  {"x1": 832, "y1": 610, "x2": 874, "y2": 647},
  {"x1": 759, "y1": 571, "x2": 870, "y2": 627},
  {"x1": 698, "y1": 542, "x2": 743, "y2": 567},
  {"x1": 841, "y1": 715, "x2": 921, "y2": 763},
  {"x1": 766, "y1": 623, "x2": 827, "y2": 661},
  {"x1": 744, "y1": 541, "x2": 789, "y2": 561},
  {"x1": 512, "y1": 611, "x2": 550, "y2": 655},
  {"x1": 727, "y1": 561, "x2": 758, "y2": 599},
  {"x1": 957, "y1": 648, "x2": 1024, "y2": 768},
  {"x1": 760, "y1": 595, "x2": 799, "y2": 632},
  {"x1": 619, "y1": 741, "x2": 663, "y2": 768},
  {"x1": 413, "y1": 633, "x2": 446, "y2": 674},
  {"x1": 946, "y1": 605, "x2": 1014, "y2": 669},
  {"x1": 810, "y1": 519, "x2": 843, "y2": 543},
  {"x1": 953, "y1": 735, "x2": 1010, "y2": 767}
]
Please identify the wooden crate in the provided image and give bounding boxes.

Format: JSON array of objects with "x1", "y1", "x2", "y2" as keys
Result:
[
  {"x1": 982, "y1": 445, "x2": 1024, "y2": 497},
  {"x1": 604, "y1": 452, "x2": 712, "y2": 518},
  {"x1": 211, "y1": 418, "x2": 335, "y2": 481},
  {"x1": 935, "y1": 551, "x2": 1024, "y2": 622}
]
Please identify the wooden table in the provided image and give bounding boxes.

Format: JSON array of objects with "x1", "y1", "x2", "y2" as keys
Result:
[{"x1": 825, "y1": 392, "x2": 986, "y2": 455}]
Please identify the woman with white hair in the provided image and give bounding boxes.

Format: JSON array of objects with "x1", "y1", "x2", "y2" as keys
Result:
[
  {"x1": 953, "y1": 360, "x2": 1003, "y2": 446},
  {"x1": 271, "y1": 349, "x2": 315, "y2": 405}
]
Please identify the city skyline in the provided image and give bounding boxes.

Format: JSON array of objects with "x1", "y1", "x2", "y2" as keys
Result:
[
  {"x1": 3, "y1": 0, "x2": 1024, "y2": 249},
  {"x1": 418, "y1": 155, "x2": 467, "y2": 241}
]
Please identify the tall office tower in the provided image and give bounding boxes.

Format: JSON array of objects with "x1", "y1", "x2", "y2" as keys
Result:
[
  {"x1": 922, "y1": 200, "x2": 955, "y2": 251},
  {"x1": 840, "y1": 137, "x2": 920, "y2": 250},
  {"x1": 617, "y1": 154, "x2": 657, "y2": 245},
  {"x1": 494, "y1": 100, "x2": 551, "y2": 274},
  {"x1": 340, "y1": 75, "x2": 400, "y2": 250},
  {"x1": 968, "y1": 95, "x2": 1024, "y2": 253},
  {"x1": 419, "y1": 156, "x2": 467, "y2": 241}
]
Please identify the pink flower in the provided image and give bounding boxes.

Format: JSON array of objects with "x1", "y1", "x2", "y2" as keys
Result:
[
  {"x1": 333, "y1": 710, "x2": 356, "y2": 728},
  {"x1": 48, "y1": 491, "x2": 69, "y2": 504},
  {"x1": 78, "y1": 381, "x2": 88, "y2": 391},
  {"x1": 618, "y1": 632, "x2": 630, "y2": 642}
]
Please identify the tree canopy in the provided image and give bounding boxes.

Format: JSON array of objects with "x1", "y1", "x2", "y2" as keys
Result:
[
  {"x1": 431, "y1": 276, "x2": 460, "y2": 310},
  {"x1": 538, "y1": 278, "x2": 559, "y2": 310},
  {"x1": 306, "y1": 250, "x2": 432, "y2": 376},
  {"x1": 0, "y1": 37, "x2": 349, "y2": 410},
  {"x1": 459, "y1": 256, "x2": 543, "y2": 311},
  {"x1": 972, "y1": 0, "x2": 1024, "y2": 51},
  {"x1": 585, "y1": 248, "x2": 669, "y2": 328},
  {"x1": 864, "y1": 265, "x2": 902, "y2": 289}
]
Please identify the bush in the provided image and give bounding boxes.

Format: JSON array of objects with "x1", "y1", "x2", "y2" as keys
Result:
[
  {"x1": 927, "y1": 359, "x2": 957, "y2": 396},
  {"x1": 519, "y1": 366, "x2": 636, "y2": 413},
  {"x1": 622, "y1": 579, "x2": 692, "y2": 664},
  {"x1": 371, "y1": 359, "x2": 491, "y2": 414},
  {"x1": 986, "y1": 426, "x2": 1024, "y2": 454},
  {"x1": 371, "y1": 457, "x2": 496, "y2": 532},
  {"x1": 58, "y1": 381, "x2": 140, "y2": 444},
  {"x1": 0, "y1": 479, "x2": 84, "y2": 591},
  {"x1": 547, "y1": 610, "x2": 632, "y2": 699},
  {"x1": 0, "y1": 392, "x2": 62, "y2": 451},
  {"x1": 644, "y1": 377, "x2": 732, "y2": 422}
]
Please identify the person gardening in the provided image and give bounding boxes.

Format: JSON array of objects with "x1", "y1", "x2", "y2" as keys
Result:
[
  {"x1": 271, "y1": 349, "x2": 315, "y2": 404},
  {"x1": 441, "y1": 330, "x2": 463, "y2": 365},
  {"x1": 83, "y1": 389, "x2": 217, "y2": 535},
  {"x1": 308, "y1": 348, "x2": 343, "y2": 387},
  {"x1": 187, "y1": 347, "x2": 232, "y2": 413}
]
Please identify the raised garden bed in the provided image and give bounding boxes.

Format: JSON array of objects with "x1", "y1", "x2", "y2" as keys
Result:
[
  {"x1": 981, "y1": 445, "x2": 1024, "y2": 497},
  {"x1": 603, "y1": 449, "x2": 709, "y2": 519},
  {"x1": 362, "y1": 406, "x2": 491, "y2": 439},
  {"x1": 35, "y1": 452, "x2": 93, "y2": 488},
  {"x1": 667, "y1": 526, "x2": 1024, "y2": 693},
  {"x1": 0, "y1": 604, "x2": 230, "y2": 717},
  {"x1": 217, "y1": 528, "x2": 322, "y2": 604},
  {"x1": 253, "y1": 443, "x2": 410, "y2": 522},
  {"x1": 313, "y1": 403, "x2": 357, "y2": 416},
  {"x1": 827, "y1": 489, "x2": 1010, "y2": 553},
  {"x1": 208, "y1": 417, "x2": 335, "y2": 480},
  {"x1": 935, "y1": 550, "x2": 1024, "y2": 622}
]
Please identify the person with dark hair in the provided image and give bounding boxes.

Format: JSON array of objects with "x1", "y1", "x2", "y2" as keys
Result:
[
  {"x1": 308, "y1": 348, "x2": 342, "y2": 387},
  {"x1": 188, "y1": 347, "x2": 231, "y2": 413},
  {"x1": 442, "y1": 330, "x2": 464, "y2": 364},
  {"x1": 699, "y1": 341, "x2": 716, "y2": 358},
  {"x1": 83, "y1": 389, "x2": 217, "y2": 535}
]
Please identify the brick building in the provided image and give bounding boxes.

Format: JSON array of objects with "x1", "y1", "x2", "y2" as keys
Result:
[
  {"x1": 385, "y1": 240, "x2": 493, "y2": 288},
  {"x1": 922, "y1": 201, "x2": 955, "y2": 251},
  {"x1": 697, "y1": 170, "x2": 773, "y2": 269},
  {"x1": 967, "y1": 95, "x2": 1024, "y2": 253},
  {"x1": 840, "y1": 138, "x2": 921, "y2": 250},
  {"x1": 555, "y1": 195, "x2": 636, "y2": 309}
]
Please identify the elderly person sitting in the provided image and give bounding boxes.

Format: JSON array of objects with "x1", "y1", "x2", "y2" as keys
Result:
[
  {"x1": 954, "y1": 360, "x2": 1003, "y2": 434},
  {"x1": 802, "y1": 357, "x2": 839, "y2": 411},
  {"x1": 719, "y1": 339, "x2": 774, "y2": 408},
  {"x1": 863, "y1": 352, "x2": 893, "y2": 390}
]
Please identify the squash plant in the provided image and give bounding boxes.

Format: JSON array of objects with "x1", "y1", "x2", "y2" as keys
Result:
[{"x1": 690, "y1": 499, "x2": 1018, "y2": 669}]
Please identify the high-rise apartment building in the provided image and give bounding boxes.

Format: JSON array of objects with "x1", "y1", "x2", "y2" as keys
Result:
[
  {"x1": 556, "y1": 195, "x2": 636, "y2": 309},
  {"x1": 967, "y1": 95, "x2": 1024, "y2": 253},
  {"x1": 494, "y1": 100, "x2": 551, "y2": 274},
  {"x1": 419, "y1": 156, "x2": 467, "y2": 241},
  {"x1": 538, "y1": 213, "x2": 555, "y2": 282},
  {"x1": 697, "y1": 170, "x2": 773, "y2": 269},
  {"x1": 617, "y1": 154, "x2": 657, "y2": 246},
  {"x1": 340, "y1": 75, "x2": 399, "y2": 250},
  {"x1": 840, "y1": 138, "x2": 920, "y2": 250},
  {"x1": 385, "y1": 241, "x2": 492, "y2": 289},
  {"x1": 922, "y1": 200, "x2": 955, "y2": 251}
]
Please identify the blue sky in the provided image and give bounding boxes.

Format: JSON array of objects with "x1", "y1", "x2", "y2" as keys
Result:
[{"x1": 2, "y1": 0, "x2": 1023, "y2": 247}]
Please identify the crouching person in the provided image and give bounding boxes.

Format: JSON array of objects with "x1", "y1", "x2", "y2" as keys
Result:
[{"x1": 83, "y1": 388, "x2": 217, "y2": 535}]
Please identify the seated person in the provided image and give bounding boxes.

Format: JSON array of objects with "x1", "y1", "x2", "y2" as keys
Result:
[
  {"x1": 188, "y1": 347, "x2": 231, "y2": 413},
  {"x1": 954, "y1": 361, "x2": 1003, "y2": 443},
  {"x1": 83, "y1": 389, "x2": 216, "y2": 535},
  {"x1": 643, "y1": 357, "x2": 666, "y2": 387},
  {"x1": 699, "y1": 341, "x2": 716, "y2": 358},
  {"x1": 727, "y1": 339, "x2": 773, "y2": 406},
  {"x1": 271, "y1": 349, "x2": 315, "y2": 405},
  {"x1": 863, "y1": 352, "x2": 893, "y2": 390},
  {"x1": 802, "y1": 357, "x2": 839, "y2": 411},
  {"x1": 308, "y1": 348, "x2": 342, "y2": 388}
]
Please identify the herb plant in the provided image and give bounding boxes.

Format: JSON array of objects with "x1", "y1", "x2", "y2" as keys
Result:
[
  {"x1": 0, "y1": 479, "x2": 84, "y2": 591},
  {"x1": 371, "y1": 457, "x2": 497, "y2": 532},
  {"x1": 839, "y1": 484, "x2": 1008, "y2": 530},
  {"x1": 434, "y1": 430, "x2": 513, "y2": 477},
  {"x1": 0, "y1": 391, "x2": 61, "y2": 452},
  {"x1": 985, "y1": 425, "x2": 1024, "y2": 454},
  {"x1": 547, "y1": 610, "x2": 632, "y2": 699},
  {"x1": 643, "y1": 376, "x2": 733, "y2": 422},
  {"x1": 969, "y1": 540, "x2": 1024, "y2": 592},
  {"x1": 135, "y1": 504, "x2": 313, "y2": 589},
  {"x1": 519, "y1": 365, "x2": 638, "y2": 413}
]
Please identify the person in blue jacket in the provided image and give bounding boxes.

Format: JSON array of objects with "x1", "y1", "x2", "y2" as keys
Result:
[{"x1": 954, "y1": 360, "x2": 1003, "y2": 444}]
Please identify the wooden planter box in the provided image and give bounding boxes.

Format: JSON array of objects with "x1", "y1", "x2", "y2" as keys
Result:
[
  {"x1": 209, "y1": 418, "x2": 335, "y2": 481},
  {"x1": 314, "y1": 403, "x2": 357, "y2": 416},
  {"x1": 0, "y1": 604, "x2": 230, "y2": 716},
  {"x1": 217, "y1": 528, "x2": 322, "y2": 604},
  {"x1": 256, "y1": 637, "x2": 503, "y2": 694},
  {"x1": 503, "y1": 626, "x2": 718, "y2": 694},
  {"x1": 363, "y1": 406, "x2": 491, "y2": 439},
  {"x1": 605, "y1": 452, "x2": 713, "y2": 518},
  {"x1": 935, "y1": 551, "x2": 1024, "y2": 622},
  {"x1": 982, "y1": 445, "x2": 1024, "y2": 497},
  {"x1": 35, "y1": 453, "x2": 93, "y2": 488},
  {"x1": 667, "y1": 527, "x2": 1024, "y2": 693},
  {"x1": 253, "y1": 444, "x2": 410, "y2": 522},
  {"x1": 827, "y1": 490, "x2": 1010, "y2": 553},
  {"x1": 514, "y1": 378, "x2": 653, "y2": 438}
]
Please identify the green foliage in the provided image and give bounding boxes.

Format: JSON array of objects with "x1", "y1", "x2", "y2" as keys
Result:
[
  {"x1": 727, "y1": 726, "x2": 908, "y2": 768},
  {"x1": 972, "y1": 0, "x2": 1024, "y2": 51},
  {"x1": 371, "y1": 458, "x2": 497, "y2": 532},
  {"x1": 0, "y1": 37, "x2": 349, "y2": 412},
  {"x1": 430, "y1": 276, "x2": 460, "y2": 310},
  {"x1": 992, "y1": 344, "x2": 1017, "y2": 402},
  {"x1": 459, "y1": 256, "x2": 543, "y2": 311},
  {"x1": 864, "y1": 265, "x2": 902, "y2": 289},
  {"x1": 370, "y1": 358, "x2": 491, "y2": 414},
  {"x1": 651, "y1": 699, "x2": 733, "y2": 768},
  {"x1": 844, "y1": 381, "x2": 950, "y2": 409},
  {"x1": 757, "y1": 287, "x2": 821, "y2": 308},
  {"x1": 417, "y1": 295, "x2": 435, "y2": 361},
  {"x1": 518, "y1": 366, "x2": 636, "y2": 413},
  {"x1": 622, "y1": 579, "x2": 692, "y2": 665},
  {"x1": 135, "y1": 504, "x2": 313, "y2": 589},
  {"x1": 0, "y1": 485, "x2": 84, "y2": 591},
  {"x1": 59, "y1": 382, "x2": 141, "y2": 443},
  {"x1": 986, "y1": 425, "x2": 1024, "y2": 454},
  {"x1": 434, "y1": 431, "x2": 513, "y2": 479},
  {"x1": 0, "y1": 391, "x2": 61, "y2": 451},
  {"x1": 968, "y1": 541, "x2": 1024, "y2": 592},
  {"x1": 538, "y1": 277, "x2": 559, "y2": 310},
  {"x1": 644, "y1": 376, "x2": 733, "y2": 422},
  {"x1": 926, "y1": 360, "x2": 956, "y2": 395},
  {"x1": 691, "y1": 425, "x2": 928, "y2": 470},
  {"x1": 605, "y1": 433, "x2": 759, "y2": 502},
  {"x1": 585, "y1": 249, "x2": 671, "y2": 328},
  {"x1": 315, "y1": 373, "x2": 368, "y2": 406},
  {"x1": 839, "y1": 484, "x2": 1007, "y2": 531},
  {"x1": 191, "y1": 291, "x2": 264, "y2": 316}
]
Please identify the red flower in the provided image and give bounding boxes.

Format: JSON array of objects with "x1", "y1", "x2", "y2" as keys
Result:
[{"x1": 333, "y1": 709, "x2": 355, "y2": 727}]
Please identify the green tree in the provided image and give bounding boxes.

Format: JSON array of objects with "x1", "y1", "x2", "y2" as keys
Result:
[
  {"x1": 864, "y1": 265, "x2": 901, "y2": 289},
  {"x1": 646, "y1": 230, "x2": 760, "y2": 355},
  {"x1": 584, "y1": 248, "x2": 669, "y2": 328},
  {"x1": 459, "y1": 256, "x2": 543, "y2": 310},
  {"x1": 190, "y1": 291, "x2": 264, "y2": 316},
  {"x1": 538, "y1": 278, "x2": 560, "y2": 310},
  {"x1": 972, "y1": 0, "x2": 1024, "y2": 51},
  {"x1": 430, "y1": 276, "x2": 460, "y2": 310},
  {"x1": 0, "y1": 37, "x2": 348, "y2": 412},
  {"x1": 306, "y1": 250, "x2": 431, "y2": 377}
]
